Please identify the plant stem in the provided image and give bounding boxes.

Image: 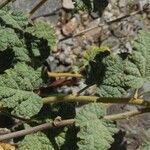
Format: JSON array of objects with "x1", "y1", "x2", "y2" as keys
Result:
[
  {"x1": 0, "y1": 119, "x2": 75, "y2": 141},
  {"x1": 47, "y1": 72, "x2": 82, "y2": 78},
  {"x1": 0, "y1": 0, "x2": 16, "y2": 9},
  {"x1": 43, "y1": 94, "x2": 150, "y2": 107},
  {"x1": 0, "y1": 108, "x2": 149, "y2": 141},
  {"x1": 29, "y1": 0, "x2": 48, "y2": 17},
  {"x1": 104, "y1": 108, "x2": 150, "y2": 121}
]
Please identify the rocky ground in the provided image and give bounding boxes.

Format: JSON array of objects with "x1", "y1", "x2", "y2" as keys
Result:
[{"x1": 10, "y1": 0, "x2": 150, "y2": 149}]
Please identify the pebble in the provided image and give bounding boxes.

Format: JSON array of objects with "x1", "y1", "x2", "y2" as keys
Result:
[
  {"x1": 118, "y1": 0, "x2": 127, "y2": 8},
  {"x1": 62, "y1": 17, "x2": 79, "y2": 36},
  {"x1": 73, "y1": 47, "x2": 82, "y2": 56},
  {"x1": 124, "y1": 42, "x2": 133, "y2": 53},
  {"x1": 55, "y1": 64, "x2": 70, "y2": 72},
  {"x1": 62, "y1": 0, "x2": 75, "y2": 10},
  {"x1": 62, "y1": 38, "x2": 74, "y2": 46},
  {"x1": 65, "y1": 57, "x2": 73, "y2": 65},
  {"x1": 83, "y1": 18, "x2": 102, "y2": 40},
  {"x1": 58, "y1": 53, "x2": 66, "y2": 63}
]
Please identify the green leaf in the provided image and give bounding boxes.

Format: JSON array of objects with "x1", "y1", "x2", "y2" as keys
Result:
[
  {"x1": 26, "y1": 21, "x2": 56, "y2": 48},
  {"x1": 80, "y1": 45, "x2": 110, "y2": 68},
  {"x1": 85, "y1": 30, "x2": 150, "y2": 97},
  {"x1": 74, "y1": 0, "x2": 93, "y2": 11},
  {"x1": 73, "y1": 0, "x2": 108, "y2": 15},
  {"x1": 13, "y1": 46, "x2": 31, "y2": 63},
  {"x1": 19, "y1": 132, "x2": 54, "y2": 150},
  {"x1": 0, "y1": 63, "x2": 43, "y2": 117},
  {"x1": 97, "y1": 53, "x2": 145, "y2": 97},
  {"x1": 0, "y1": 63, "x2": 43, "y2": 90},
  {"x1": 133, "y1": 30, "x2": 150, "y2": 80},
  {"x1": 0, "y1": 27, "x2": 22, "y2": 51},
  {"x1": 0, "y1": 8, "x2": 53, "y2": 69},
  {"x1": 0, "y1": 87, "x2": 43, "y2": 118},
  {"x1": 0, "y1": 8, "x2": 28, "y2": 29},
  {"x1": 76, "y1": 103, "x2": 118, "y2": 150}
]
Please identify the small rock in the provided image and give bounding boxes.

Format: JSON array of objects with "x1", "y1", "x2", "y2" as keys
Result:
[
  {"x1": 52, "y1": 46, "x2": 59, "y2": 53},
  {"x1": 62, "y1": 0, "x2": 75, "y2": 10},
  {"x1": 55, "y1": 65, "x2": 70, "y2": 72},
  {"x1": 124, "y1": 42, "x2": 132, "y2": 53},
  {"x1": 73, "y1": 47, "x2": 82, "y2": 56},
  {"x1": 62, "y1": 17, "x2": 79, "y2": 36},
  {"x1": 58, "y1": 53, "x2": 66, "y2": 63},
  {"x1": 62, "y1": 38, "x2": 74, "y2": 46},
  {"x1": 118, "y1": 0, "x2": 127, "y2": 8},
  {"x1": 84, "y1": 18, "x2": 102, "y2": 41},
  {"x1": 64, "y1": 47, "x2": 72, "y2": 55},
  {"x1": 65, "y1": 57, "x2": 73, "y2": 65}
]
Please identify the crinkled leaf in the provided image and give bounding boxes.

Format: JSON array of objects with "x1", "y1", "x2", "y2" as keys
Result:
[
  {"x1": 133, "y1": 30, "x2": 150, "y2": 80},
  {"x1": 0, "y1": 63, "x2": 43, "y2": 117},
  {"x1": 73, "y1": 0, "x2": 108, "y2": 14},
  {"x1": 55, "y1": 133, "x2": 66, "y2": 147},
  {"x1": 97, "y1": 52, "x2": 145, "y2": 97},
  {"x1": 85, "y1": 30, "x2": 150, "y2": 97},
  {"x1": 0, "y1": 9, "x2": 53, "y2": 68},
  {"x1": 0, "y1": 9, "x2": 28, "y2": 29},
  {"x1": 0, "y1": 27, "x2": 22, "y2": 51},
  {"x1": 13, "y1": 47, "x2": 31, "y2": 63},
  {"x1": 19, "y1": 132, "x2": 54, "y2": 150},
  {"x1": 76, "y1": 103, "x2": 118, "y2": 150},
  {"x1": 26, "y1": 21, "x2": 56, "y2": 48},
  {"x1": 0, "y1": 63, "x2": 43, "y2": 90},
  {"x1": 74, "y1": 0, "x2": 93, "y2": 11},
  {"x1": 0, "y1": 88, "x2": 43, "y2": 118},
  {"x1": 80, "y1": 45, "x2": 110, "y2": 68}
]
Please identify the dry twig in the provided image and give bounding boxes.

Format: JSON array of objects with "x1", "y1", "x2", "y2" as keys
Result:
[{"x1": 0, "y1": 108, "x2": 149, "y2": 141}]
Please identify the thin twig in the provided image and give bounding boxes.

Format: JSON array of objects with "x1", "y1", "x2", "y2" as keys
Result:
[
  {"x1": 0, "y1": 108, "x2": 149, "y2": 141},
  {"x1": 104, "y1": 108, "x2": 150, "y2": 121},
  {"x1": 47, "y1": 72, "x2": 82, "y2": 78},
  {"x1": 0, "y1": 0, "x2": 16, "y2": 9},
  {"x1": 107, "y1": 10, "x2": 142, "y2": 24},
  {"x1": 43, "y1": 94, "x2": 150, "y2": 107},
  {"x1": 29, "y1": 0, "x2": 48, "y2": 17},
  {"x1": 0, "y1": 119, "x2": 75, "y2": 141}
]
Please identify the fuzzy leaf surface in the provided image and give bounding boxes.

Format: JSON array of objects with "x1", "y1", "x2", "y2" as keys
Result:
[
  {"x1": 76, "y1": 103, "x2": 118, "y2": 150},
  {"x1": 80, "y1": 45, "x2": 110, "y2": 68},
  {"x1": 0, "y1": 27, "x2": 22, "y2": 51},
  {"x1": 84, "y1": 30, "x2": 150, "y2": 97},
  {"x1": 0, "y1": 8, "x2": 28, "y2": 29},
  {"x1": 26, "y1": 21, "x2": 56, "y2": 48},
  {"x1": 19, "y1": 132, "x2": 54, "y2": 150},
  {"x1": 0, "y1": 9, "x2": 55, "y2": 69},
  {"x1": 0, "y1": 63, "x2": 43, "y2": 117}
]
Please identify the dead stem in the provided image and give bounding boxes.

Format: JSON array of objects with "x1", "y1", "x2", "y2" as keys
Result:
[
  {"x1": 104, "y1": 108, "x2": 150, "y2": 121},
  {"x1": 47, "y1": 72, "x2": 82, "y2": 78},
  {"x1": 43, "y1": 94, "x2": 150, "y2": 107},
  {"x1": 0, "y1": 108, "x2": 149, "y2": 141}
]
